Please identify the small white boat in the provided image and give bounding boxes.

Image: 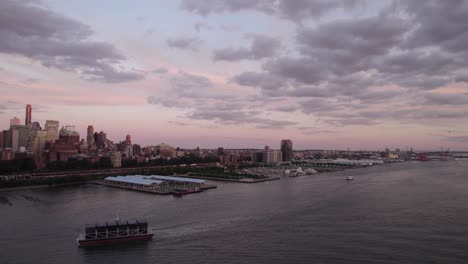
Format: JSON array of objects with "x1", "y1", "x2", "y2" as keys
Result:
[{"x1": 346, "y1": 176, "x2": 354, "y2": 181}]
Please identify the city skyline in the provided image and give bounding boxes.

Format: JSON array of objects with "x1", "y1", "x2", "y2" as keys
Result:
[{"x1": 1, "y1": 1, "x2": 468, "y2": 150}]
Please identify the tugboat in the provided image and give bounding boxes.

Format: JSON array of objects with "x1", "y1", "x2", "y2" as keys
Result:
[{"x1": 76, "y1": 219, "x2": 153, "y2": 246}]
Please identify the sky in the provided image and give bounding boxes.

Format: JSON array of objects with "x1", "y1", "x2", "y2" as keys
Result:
[{"x1": 1, "y1": 0, "x2": 468, "y2": 151}]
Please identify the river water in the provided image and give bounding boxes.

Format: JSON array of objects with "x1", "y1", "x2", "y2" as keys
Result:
[{"x1": 1, "y1": 161, "x2": 468, "y2": 264}]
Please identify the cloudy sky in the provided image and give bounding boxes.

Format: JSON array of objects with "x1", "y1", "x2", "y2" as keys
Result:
[{"x1": 1, "y1": 0, "x2": 468, "y2": 150}]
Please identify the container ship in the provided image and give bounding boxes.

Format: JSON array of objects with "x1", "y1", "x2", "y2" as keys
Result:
[{"x1": 76, "y1": 219, "x2": 153, "y2": 246}]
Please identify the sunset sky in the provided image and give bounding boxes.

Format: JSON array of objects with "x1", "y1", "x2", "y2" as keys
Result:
[{"x1": 1, "y1": 0, "x2": 468, "y2": 150}]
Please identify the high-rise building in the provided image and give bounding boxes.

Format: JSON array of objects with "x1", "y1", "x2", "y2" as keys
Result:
[
  {"x1": 133, "y1": 144, "x2": 141, "y2": 156},
  {"x1": 0, "y1": 131, "x2": 3, "y2": 149},
  {"x1": 280, "y1": 139, "x2": 293, "y2": 162},
  {"x1": 125, "y1": 134, "x2": 131, "y2": 145},
  {"x1": 10, "y1": 125, "x2": 31, "y2": 151},
  {"x1": 31, "y1": 130, "x2": 48, "y2": 156},
  {"x1": 25, "y1": 104, "x2": 32, "y2": 125},
  {"x1": 45, "y1": 120, "x2": 59, "y2": 141},
  {"x1": 96, "y1": 131, "x2": 107, "y2": 148},
  {"x1": 125, "y1": 144, "x2": 134, "y2": 158},
  {"x1": 87, "y1": 125, "x2": 95, "y2": 146},
  {"x1": 31, "y1": 121, "x2": 41, "y2": 131},
  {"x1": 10, "y1": 117, "x2": 20, "y2": 126}
]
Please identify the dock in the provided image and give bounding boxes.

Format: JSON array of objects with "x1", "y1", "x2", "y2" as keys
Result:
[{"x1": 93, "y1": 175, "x2": 217, "y2": 195}]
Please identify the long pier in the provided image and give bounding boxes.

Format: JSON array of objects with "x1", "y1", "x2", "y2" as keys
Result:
[{"x1": 92, "y1": 180, "x2": 217, "y2": 195}]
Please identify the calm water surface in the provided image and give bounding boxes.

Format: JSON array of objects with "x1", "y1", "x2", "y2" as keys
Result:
[{"x1": 1, "y1": 161, "x2": 468, "y2": 264}]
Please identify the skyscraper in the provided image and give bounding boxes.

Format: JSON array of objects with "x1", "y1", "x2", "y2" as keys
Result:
[
  {"x1": 281, "y1": 139, "x2": 293, "y2": 162},
  {"x1": 2, "y1": 130, "x2": 12, "y2": 149},
  {"x1": 96, "y1": 131, "x2": 107, "y2": 148},
  {"x1": 87, "y1": 125, "x2": 95, "y2": 146},
  {"x1": 125, "y1": 134, "x2": 131, "y2": 145},
  {"x1": 25, "y1": 104, "x2": 32, "y2": 125},
  {"x1": 10, "y1": 125, "x2": 31, "y2": 151},
  {"x1": 10, "y1": 117, "x2": 20, "y2": 126}
]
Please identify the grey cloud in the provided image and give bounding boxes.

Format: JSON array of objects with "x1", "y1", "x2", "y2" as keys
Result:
[
  {"x1": 263, "y1": 57, "x2": 324, "y2": 84},
  {"x1": 231, "y1": 71, "x2": 286, "y2": 91},
  {"x1": 287, "y1": 86, "x2": 334, "y2": 98},
  {"x1": 171, "y1": 71, "x2": 213, "y2": 91},
  {"x1": 298, "y1": 99, "x2": 351, "y2": 115},
  {"x1": 323, "y1": 118, "x2": 380, "y2": 126},
  {"x1": 422, "y1": 93, "x2": 468, "y2": 105},
  {"x1": 166, "y1": 37, "x2": 202, "y2": 51},
  {"x1": 270, "y1": 105, "x2": 297, "y2": 112},
  {"x1": 152, "y1": 67, "x2": 168, "y2": 74},
  {"x1": 181, "y1": 0, "x2": 364, "y2": 21},
  {"x1": 297, "y1": 16, "x2": 407, "y2": 58},
  {"x1": 455, "y1": 75, "x2": 468, "y2": 83},
  {"x1": 187, "y1": 1, "x2": 468, "y2": 129},
  {"x1": 399, "y1": 1, "x2": 468, "y2": 52},
  {"x1": 147, "y1": 96, "x2": 184, "y2": 108},
  {"x1": 0, "y1": 1, "x2": 143, "y2": 83},
  {"x1": 276, "y1": 0, "x2": 364, "y2": 21},
  {"x1": 213, "y1": 34, "x2": 281, "y2": 61},
  {"x1": 186, "y1": 109, "x2": 297, "y2": 129},
  {"x1": 180, "y1": 0, "x2": 274, "y2": 16}
]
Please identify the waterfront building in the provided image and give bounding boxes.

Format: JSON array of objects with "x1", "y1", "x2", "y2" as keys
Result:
[
  {"x1": 220, "y1": 153, "x2": 238, "y2": 165},
  {"x1": 10, "y1": 117, "x2": 20, "y2": 126},
  {"x1": 0, "y1": 131, "x2": 2, "y2": 149},
  {"x1": 45, "y1": 120, "x2": 59, "y2": 141},
  {"x1": 281, "y1": 139, "x2": 293, "y2": 162},
  {"x1": 110, "y1": 151, "x2": 122, "y2": 167},
  {"x1": 262, "y1": 146, "x2": 282, "y2": 164},
  {"x1": 25, "y1": 104, "x2": 32, "y2": 125}
]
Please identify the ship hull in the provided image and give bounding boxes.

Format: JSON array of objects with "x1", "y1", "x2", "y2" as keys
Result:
[{"x1": 77, "y1": 233, "x2": 153, "y2": 247}]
